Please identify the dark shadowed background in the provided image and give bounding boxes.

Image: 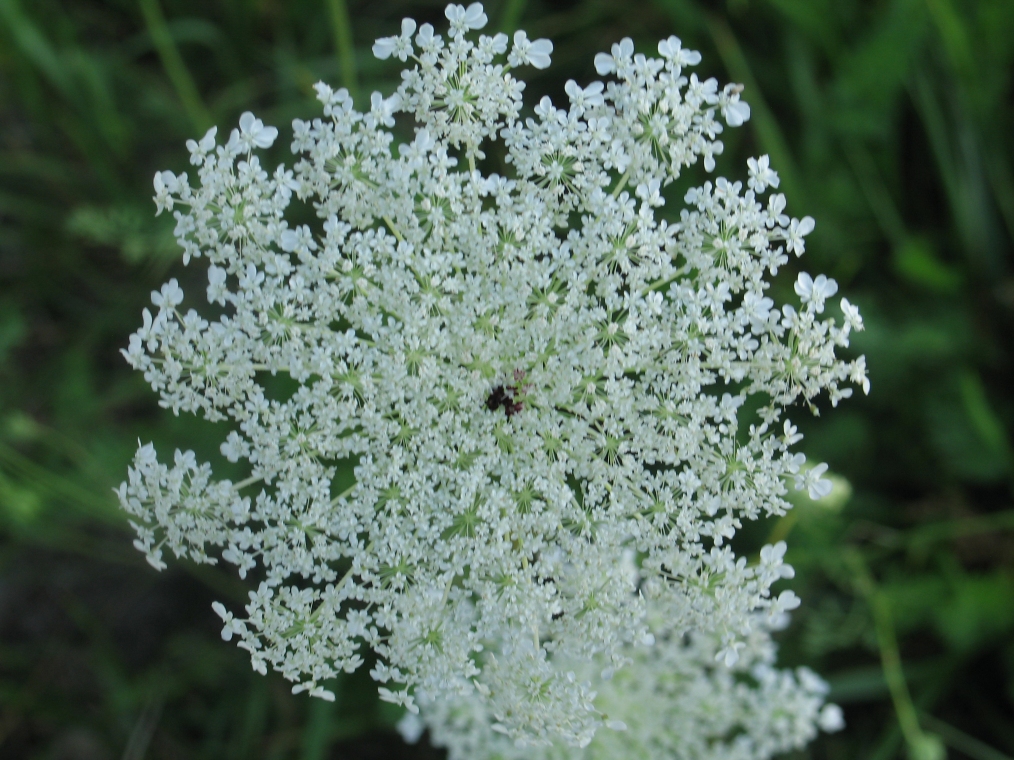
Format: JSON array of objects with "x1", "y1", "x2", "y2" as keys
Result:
[{"x1": 1, "y1": 0, "x2": 1013, "y2": 758}]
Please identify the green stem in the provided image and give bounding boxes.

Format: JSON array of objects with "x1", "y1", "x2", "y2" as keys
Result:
[
  {"x1": 337, "y1": 540, "x2": 372, "y2": 589},
  {"x1": 920, "y1": 713, "x2": 1013, "y2": 760},
  {"x1": 383, "y1": 216, "x2": 404, "y2": 242},
  {"x1": 330, "y1": 482, "x2": 357, "y2": 506},
  {"x1": 137, "y1": 0, "x2": 213, "y2": 133},
  {"x1": 325, "y1": 0, "x2": 359, "y2": 105},
  {"x1": 0, "y1": 442, "x2": 116, "y2": 519},
  {"x1": 846, "y1": 550, "x2": 933, "y2": 758},
  {"x1": 233, "y1": 475, "x2": 262, "y2": 491},
  {"x1": 702, "y1": 12, "x2": 802, "y2": 202},
  {"x1": 639, "y1": 265, "x2": 691, "y2": 297},
  {"x1": 764, "y1": 509, "x2": 799, "y2": 546},
  {"x1": 610, "y1": 170, "x2": 630, "y2": 199}
]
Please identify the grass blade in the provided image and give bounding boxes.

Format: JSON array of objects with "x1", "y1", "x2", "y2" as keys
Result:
[
  {"x1": 325, "y1": 0, "x2": 359, "y2": 106},
  {"x1": 137, "y1": 0, "x2": 213, "y2": 133},
  {"x1": 703, "y1": 13, "x2": 803, "y2": 202}
]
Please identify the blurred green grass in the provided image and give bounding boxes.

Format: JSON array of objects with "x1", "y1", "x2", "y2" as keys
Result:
[{"x1": 1, "y1": 0, "x2": 1013, "y2": 758}]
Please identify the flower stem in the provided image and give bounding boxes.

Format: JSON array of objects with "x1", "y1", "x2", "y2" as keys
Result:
[
  {"x1": 383, "y1": 216, "x2": 404, "y2": 242},
  {"x1": 610, "y1": 170, "x2": 630, "y2": 199},
  {"x1": 137, "y1": 0, "x2": 212, "y2": 133},
  {"x1": 233, "y1": 475, "x2": 262, "y2": 491},
  {"x1": 330, "y1": 482, "x2": 357, "y2": 506},
  {"x1": 846, "y1": 549, "x2": 937, "y2": 759},
  {"x1": 325, "y1": 0, "x2": 359, "y2": 105}
]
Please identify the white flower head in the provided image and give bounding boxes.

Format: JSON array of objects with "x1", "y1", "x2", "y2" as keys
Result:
[
  {"x1": 369, "y1": 91, "x2": 400, "y2": 128},
  {"x1": 121, "y1": 3, "x2": 866, "y2": 750},
  {"x1": 797, "y1": 462, "x2": 834, "y2": 500},
  {"x1": 152, "y1": 170, "x2": 181, "y2": 213},
  {"x1": 818, "y1": 703, "x2": 846, "y2": 732},
  {"x1": 510, "y1": 30, "x2": 553, "y2": 69},
  {"x1": 446, "y1": 2, "x2": 487, "y2": 31},
  {"x1": 564, "y1": 79, "x2": 605, "y2": 110},
  {"x1": 373, "y1": 18, "x2": 417, "y2": 61},
  {"x1": 186, "y1": 126, "x2": 218, "y2": 164},
  {"x1": 748, "y1": 154, "x2": 780, "y2": 193},
  {"x1": 841, "y1": 297, "x2": 864, "y2": 330},
  {"x1": 150, "y1": 278, "x2": 183, "y2": 309},
  {"x1": 721, "y1": 83, "x2": 751, "y2": 127},
  {"x1": 657, "y1": 35, "x2": 702, "y2": 67},
  {"x1": 234, "y1": 111, "x2": 279, "y2": 150},
  {"x1": 795, "y1": 272, "x2": 838, "y2": 313},
  {"x1": 786, "y1": 215, "x2": 816, "y2": 256},
  {"x1": 594, "y1": 37, "x2": 634, "y2": 76},
  {"x1": 416, "y1": 627, "x2": 845, "y2": 760}
]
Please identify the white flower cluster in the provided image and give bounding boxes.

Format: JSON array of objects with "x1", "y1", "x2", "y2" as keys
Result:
[
  {"x1": 119, "y1": 2, "x2": 865, "y2": 750},
  {"x1": 407, "y1": 614, "x2": 846, "y2": 760}
]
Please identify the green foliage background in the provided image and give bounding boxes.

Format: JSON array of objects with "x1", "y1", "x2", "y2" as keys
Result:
[{"x1": 1, "y1": 0, "x2": 1012, "y2": 758}]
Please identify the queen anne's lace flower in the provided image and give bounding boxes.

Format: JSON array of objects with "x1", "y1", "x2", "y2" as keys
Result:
[
  {"x1": 407, "y1": 612, "x2": 844, "y2": 760},
  {"x1": 118, "y1": 3, "x2": 867, "y2": 747}
]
